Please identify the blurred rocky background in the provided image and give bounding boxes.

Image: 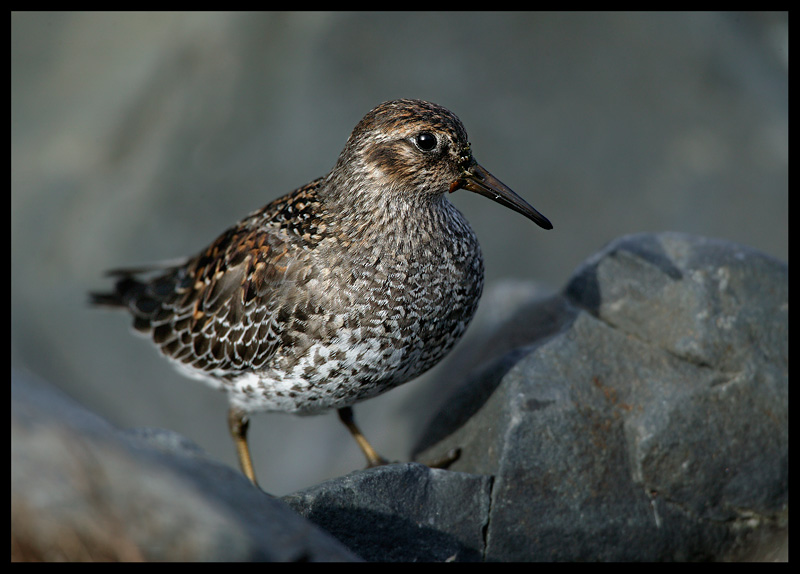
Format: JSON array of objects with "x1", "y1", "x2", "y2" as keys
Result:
[{"x1": 12, "y1": 12, "x2": 787, "y2": 499}]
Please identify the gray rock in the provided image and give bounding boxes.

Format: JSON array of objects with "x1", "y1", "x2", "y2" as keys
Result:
[
  {"x1": 11, "y1": 232, "x2": 787, "y2": 561},
  {"x1": 282, "y1": 463, "x2": 492, "y2": 562},
  {"x1": 415, "y1": 232, "x2": 788, "y2": 561},
  {"x1": 11, "y1": 370, "x2": 360, "y2": 562}
]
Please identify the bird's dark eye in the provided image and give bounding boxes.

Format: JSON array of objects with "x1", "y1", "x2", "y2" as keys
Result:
[{"x1": 414, "y1": 132, "x2": 438, "y2": 152}]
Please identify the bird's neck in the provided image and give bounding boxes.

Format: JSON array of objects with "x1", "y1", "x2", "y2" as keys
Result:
[{"x1": 319, "y1": 170, "x2": 472, "y2": 255}]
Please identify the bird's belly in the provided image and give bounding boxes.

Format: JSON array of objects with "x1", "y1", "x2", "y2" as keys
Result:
[{"x1": 225, "y1": 273, "x2": 481, "y2": 414}]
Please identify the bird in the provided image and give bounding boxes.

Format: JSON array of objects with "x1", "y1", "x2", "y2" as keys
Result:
[{"x1": 91, "y1": 99, "x2": 552, "y2": 487}]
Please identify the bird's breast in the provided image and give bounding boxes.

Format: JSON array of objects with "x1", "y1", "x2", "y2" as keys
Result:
[{"x1": 270, "y1": 204, "x2": 485, "y2": 388}]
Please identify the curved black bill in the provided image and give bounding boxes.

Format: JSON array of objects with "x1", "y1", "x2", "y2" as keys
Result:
[{"x1": 451, "y1": 162, "x2": 553, "y2": 230}]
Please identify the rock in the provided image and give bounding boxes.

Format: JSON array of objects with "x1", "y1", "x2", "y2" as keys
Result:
[
  {"x1": 415, "y1": 232, "x2": 788, "y2": 561},
  {"x1": 11, "y1": 232, "x2": 787, "y2": 561},
  {"x1": 11, "y1": 370, "x2": 360, "y2": 562},
  {"x1": 282, "y1": 463, "x2": 492, "y2": 562}
]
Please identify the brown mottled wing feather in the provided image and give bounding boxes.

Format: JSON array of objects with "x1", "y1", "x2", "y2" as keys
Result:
[
  {"x1": 92, "y1": 180, "x2": 325, "y2": 378},
  {"x1": 161, "y1": 226, "x2": 290, "y2": 376}
]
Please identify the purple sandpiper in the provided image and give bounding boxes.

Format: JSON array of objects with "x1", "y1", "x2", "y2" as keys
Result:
[{"x1": 91, "y1": 99, "x2": 552, "y2": 486}]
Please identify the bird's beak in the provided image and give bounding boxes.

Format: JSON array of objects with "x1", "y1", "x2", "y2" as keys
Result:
[{"x1": 450, "y1": 161, "x2": 553, "y2": 230}]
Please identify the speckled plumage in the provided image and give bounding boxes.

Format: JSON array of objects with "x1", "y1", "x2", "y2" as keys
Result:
[{"x1": 92, "y1": 99, "x2": 552, "y2": 485}]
